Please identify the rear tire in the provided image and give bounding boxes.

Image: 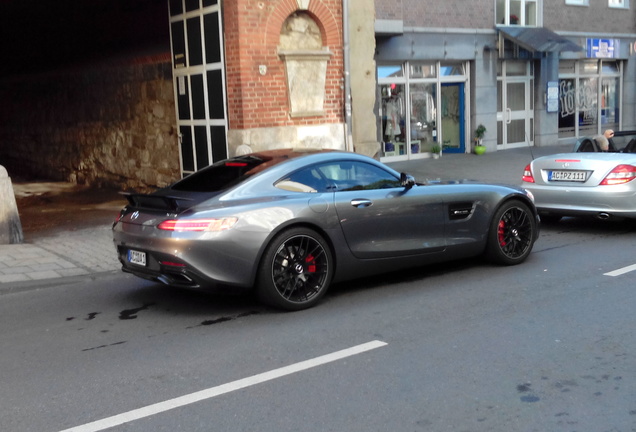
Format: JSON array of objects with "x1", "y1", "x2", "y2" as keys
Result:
[
  {"x1": 257, "y1": 227, "x2": 333, "y2": 311},
  {"x1": 486, "y1": 200, "x2": 537, "y2": 265}
]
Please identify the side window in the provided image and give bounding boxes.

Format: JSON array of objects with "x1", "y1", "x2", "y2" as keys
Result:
[
  {"x1": 316, "y1": 161, "x2": 400, "y2": 191},
  {"x1": 276, "y1": 167, "x2": 328, "y2": 193}
]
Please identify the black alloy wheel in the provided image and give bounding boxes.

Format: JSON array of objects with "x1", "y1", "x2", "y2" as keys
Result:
[
  {"x1": 486, "y1": 200, "x2": 536, "y2": 265},
  {"x1": 257, "y1": 227, "x2": 333, "y2": 311}
]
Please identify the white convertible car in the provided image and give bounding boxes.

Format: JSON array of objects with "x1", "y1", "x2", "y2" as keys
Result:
[{"x1": 522, "y1": 131, "x2": 636, "y2": 222}]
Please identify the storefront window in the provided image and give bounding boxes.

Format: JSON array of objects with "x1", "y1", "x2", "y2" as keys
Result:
[
  {"x1": 602, "y1": 77, "x2": 620, "y2": 130},
  {"x1": 581, "y1": 61, "x2": 599, "y2": 74},
  {"x1": 378, "y1": 61, "x2": 468, "y2": 159},
  {"x1": 505, "y1": 61, "x2": 528, "y2": 76},
  {"x1": 380, "y1": 84, "x2": 406, "y2": 155},
  {"x1": 378, "y1": 65, "x2": 403, "y2": 78},
  {"x1": 578, "y1": 77, "x2": 598, "y2": 136},
  {"x1": 409, "y1": 62, "x2": 436, "y2": 79},
  {"x1": 440, "y1": 63, "x2": 464, "y2": 76},
  {"x1": 409, "y1": 83, "x2": 437, "y2": 154},
  {"x1": 558, "y1": 78, "x2": 577, "y2": 138},
  {"x1": 558, "y1": 60, "x2": 621, "y2": 138}
]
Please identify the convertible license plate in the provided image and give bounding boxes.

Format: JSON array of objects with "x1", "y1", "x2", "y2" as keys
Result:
[
  {"x1": 127, "y1": 249, "x2": 146, "y2": 266},
  {"x1": 549, "y1": 170, "x2": 587, "y2": 182}
]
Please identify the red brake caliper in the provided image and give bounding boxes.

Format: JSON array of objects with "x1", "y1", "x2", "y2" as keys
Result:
[
  {"x1": 498, "y1": 220, "x2": 506, "y2": 247},
  {"x1": 305, "y1": 254, "x2": 316, "y2": 273}
]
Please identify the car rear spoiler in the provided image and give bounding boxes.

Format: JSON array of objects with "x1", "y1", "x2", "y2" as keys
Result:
[{"x1": 120, "y1": 192, "x2": 194, "y2": 213}]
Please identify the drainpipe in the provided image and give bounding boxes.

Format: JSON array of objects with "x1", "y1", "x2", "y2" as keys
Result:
[{"x1": 342, "y1": 0, "x2": 354, "y2": 152}]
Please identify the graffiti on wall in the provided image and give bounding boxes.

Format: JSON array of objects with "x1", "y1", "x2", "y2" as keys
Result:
[{"x1": 559, "y1": 79, "x2": 598, "y2": 124}]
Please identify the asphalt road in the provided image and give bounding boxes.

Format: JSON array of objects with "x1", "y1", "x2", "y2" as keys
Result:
[{"x1": 2, "y1": 217, "x2": 636, "y2": 432}]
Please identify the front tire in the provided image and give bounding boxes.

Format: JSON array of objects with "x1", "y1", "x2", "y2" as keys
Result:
[
  {"x1": 486, "y1": 200, "x2": 537, "y2": 265},
  {"x1": 257, "y1": 227, "x2": 333, "y2": 311}
]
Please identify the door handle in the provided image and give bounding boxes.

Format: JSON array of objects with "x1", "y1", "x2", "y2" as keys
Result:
[
  {"x1": 506, "y1": 108, "x2": 512, "y2": 125},
  {"x1": 351, "y1": 199, "x2": 373, "y2": 208}
]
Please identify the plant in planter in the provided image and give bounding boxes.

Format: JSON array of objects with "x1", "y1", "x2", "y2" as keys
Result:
[
  {"x1": 474, "y1": 124, "x2": 487, "y2": 155},
  {"x1": 430, "y1": 144, "x2": 441, "y2": 159}
]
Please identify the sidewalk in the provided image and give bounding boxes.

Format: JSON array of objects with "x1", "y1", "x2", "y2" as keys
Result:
[
  {"x1": 0, "y1": 184, "x2": 125, "y2": 286},
  {"x1": 0, "y1": 144, "x2": 572, "y2": 286}
]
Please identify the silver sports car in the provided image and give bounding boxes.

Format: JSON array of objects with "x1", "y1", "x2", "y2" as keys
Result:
[
  {"x1": 113, "y1": 149, "x2": 539, "y2": 310},
  {"x1": 522, "y1": 131, "x2": 636, "y2": 222}
]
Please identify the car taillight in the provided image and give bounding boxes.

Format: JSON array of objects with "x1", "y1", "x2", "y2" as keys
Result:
[
  {"x1": 600, "y1": 164, "x2": 636, "y2": 186},
  {"x1": 159, "y1": 261, "x2": 186, "y2": 267},
  {"x1": 113, "y1": 209, "x2": 125, "y2": 225},
  {"x1": 157, "y1": 217, "x2": 238, "y2": 232},
  {"x1": 522, "y1": 164, "x2": 535, "y2": 183}
]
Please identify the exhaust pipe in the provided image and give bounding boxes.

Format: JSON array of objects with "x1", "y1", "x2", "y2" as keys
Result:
[
  {"x1": 157, "y1": 274, "x2": 173, "y2": 285},
  {"x1": 597, "y1": 212, "x2": 611, "y2": 220},
  {"x1": 157, "y1": 273, "x2": 196, "y2": 286}
]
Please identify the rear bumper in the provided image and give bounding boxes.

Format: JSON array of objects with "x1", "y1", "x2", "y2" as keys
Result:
[
  {"x1": 525, "y1": 183, "x2": 636, "y2": 218},
  {"x1": 116, "y1": 245, "x2": 214, "y2": 289},
  {"x1": 112, "y1": 222, "x2": 265, "y2": 289}
]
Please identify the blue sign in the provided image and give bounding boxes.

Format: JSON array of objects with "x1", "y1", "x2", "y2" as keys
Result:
[{"x1": 587, "y1": 39, "x2": 618, "y2": 58}]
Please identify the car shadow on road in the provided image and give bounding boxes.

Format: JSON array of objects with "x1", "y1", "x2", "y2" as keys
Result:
[
  {"x1": 539, "y1": 216, "x2": 636, "y2": 234},
  {"x1": 329, "y1": 257, "x2": 484, "y2": 301},
  {"x1": 117, "y1": 279, "x2": 267, "y2": 319}
]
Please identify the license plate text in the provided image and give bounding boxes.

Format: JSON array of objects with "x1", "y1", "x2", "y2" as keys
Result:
[
  {"x1": 128, "y1": 249, "x2": 147, "y2": 266},
  {"x1": 549, "y1": 170, "x2": 587, "y2": 182}
]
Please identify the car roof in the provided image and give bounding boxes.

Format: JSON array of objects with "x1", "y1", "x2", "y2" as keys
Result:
[{"x1": 169, "y1": 148, "x2": 399, "y2": 197}]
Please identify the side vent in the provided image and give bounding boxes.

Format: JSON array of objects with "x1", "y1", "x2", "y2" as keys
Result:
[{"x1": 448, "y1": 202, "x2": 474, "y2": 220}]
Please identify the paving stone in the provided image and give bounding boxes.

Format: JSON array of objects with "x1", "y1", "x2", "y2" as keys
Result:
[
  {"x1": 0, "y1": 273, "x2": 31, "y2": 283},
  {"x1": 26, "y1": 270, "x2": 63, "y2": 280}
]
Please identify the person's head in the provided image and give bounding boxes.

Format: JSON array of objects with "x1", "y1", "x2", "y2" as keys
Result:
[
  {"x1": 594, "y1": 135, "x2": 609, "y2": 151},
  {"x1": 604, "y1": 129, "x2": 615, "y2": 139}
]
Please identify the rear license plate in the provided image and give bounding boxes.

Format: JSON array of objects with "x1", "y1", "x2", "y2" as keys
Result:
[
  {"x1": 549, "y1": 170, "x2": 587, "y2": 182},
  {"x1": 127, "y1": 249, "x2": 146, "y2": 266}
]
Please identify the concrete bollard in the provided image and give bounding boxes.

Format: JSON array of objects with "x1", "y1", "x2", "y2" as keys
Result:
[{"x1": 0, "y1": 165, "x2": 24, "y2": 244}]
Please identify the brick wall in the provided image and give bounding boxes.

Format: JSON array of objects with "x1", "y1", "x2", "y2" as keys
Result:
[
  {"x1": 376, "y1": 0, "x2": 494, "y2": 28},
  {"x1": 544, "y1": 2, "x2": 636, "y2": 33},
  {"x1": 0, "y1": 59, "x2": 180, "y2": 191},
  {"x1": 375, "y1": 0, "x2": 403, "y2": 21},
  {"x1": 224, "y1": 0, "x2": 345, "y2": 130},
  {"x1": 375, "y1": 0, "x2": 636, "y2": 32}
]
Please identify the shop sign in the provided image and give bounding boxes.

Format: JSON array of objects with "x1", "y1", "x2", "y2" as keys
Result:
[{"x1": 586, "y1": 39, "x2": 618, "y2": 58}]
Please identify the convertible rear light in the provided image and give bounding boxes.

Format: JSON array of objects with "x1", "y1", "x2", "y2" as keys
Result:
[
  {"x1": 522, "y1": 164, "x2": 535, "y2": 183},
  {"x1": 600, "y1": 165, "x2": 636, "y2": 185},
  {"x1": 157, "y1": 217, "x2": 238, "y2": 232}
]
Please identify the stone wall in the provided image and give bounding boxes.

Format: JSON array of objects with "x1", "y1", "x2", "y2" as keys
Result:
[
  {"x1": 0, "y1": 60, "x2": 180, "y2": 191},
  {"x1": 350, "y1": 0, "x2": 380, "y2": 158}
]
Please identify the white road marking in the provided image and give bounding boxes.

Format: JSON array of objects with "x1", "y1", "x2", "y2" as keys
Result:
[
  {"x1": 604, "y1": 264, "x2": 636, "y2": 277},
  {"x1": 59, "y1": 340, "x2": 388, "y2": 432}
]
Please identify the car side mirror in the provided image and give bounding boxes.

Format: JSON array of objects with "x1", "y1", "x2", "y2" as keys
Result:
[{"x1": 400, "y1": 173, "x2": 415, "y2": 189}]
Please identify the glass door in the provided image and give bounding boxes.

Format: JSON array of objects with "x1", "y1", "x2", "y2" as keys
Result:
[
  {"x1": 169, "y1": 0, "x2": 228, "y2": 177},
  {"x1": 497, "y1": 61, "x2": 534, "y2": 149},
  {"x1": 440, "y1": 83, "x2": 465, "y2": 154}
]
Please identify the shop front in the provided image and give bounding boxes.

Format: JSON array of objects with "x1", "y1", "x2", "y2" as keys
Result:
[
  {"x1": 558, "y1": 59, "x2": 622, "y2": 139},
  {"x1": 377, "y1": 61, "x2": 469, "y2": 161}
]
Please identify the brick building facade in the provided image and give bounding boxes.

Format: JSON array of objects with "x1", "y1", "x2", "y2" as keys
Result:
[
  {"x1": 224, "y1": 0, "x2": 344, "y2": 130},
  {"x1": 1, "y1": 0, "x2": 635, "y2": 187}
]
